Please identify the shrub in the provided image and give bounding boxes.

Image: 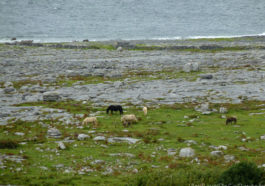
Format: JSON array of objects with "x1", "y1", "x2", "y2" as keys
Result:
[
  {"x1": 129, "y1": 167, "x2": 220, "y2": 186},
  {"x1": 218, "y1": 161, "x2": 264, "y2": 185},
  {"x1": 0, "y1": 139, "x2": 19, "y2": 149}
]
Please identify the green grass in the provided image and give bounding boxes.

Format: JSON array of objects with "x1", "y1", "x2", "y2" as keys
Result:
[{"x1": 1, "y1": 100, "x2": 265, "y2": 185}]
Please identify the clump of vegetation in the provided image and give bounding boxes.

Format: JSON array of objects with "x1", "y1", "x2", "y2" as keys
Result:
[
  {"x1": 130, "y1": 167, "x2": 221, "y2": 186},
  {"x1": 218, "y1": 161, "x2": 265, "y2": 185},
  {"x1": 0, "y1": 139, "x2": 19, "y2": 149}
]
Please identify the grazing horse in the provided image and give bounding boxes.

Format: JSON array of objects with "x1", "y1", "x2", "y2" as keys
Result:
[
  {"x1": 226, "y1": 117, "x2": 237, "y2": 125},
  {"x1": 106, "y1": 105, "x2": 123, "y2": 115}
]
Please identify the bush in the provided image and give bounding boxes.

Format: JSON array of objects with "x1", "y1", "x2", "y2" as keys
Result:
[
  {"x1": 129, "y1": 167, "x2": 220, "y2": 186},
  {"x1": 0, "y1": 139, "x2": 19, "y2": 149},
  {"x1": 218, "y1": 161, "x2": 264, "y2": 185}
]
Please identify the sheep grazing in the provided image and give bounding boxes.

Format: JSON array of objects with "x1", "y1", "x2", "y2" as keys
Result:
[
  {"x1": 121, "y1": 114, "x2": 137, "y2": 127},
  {"x1": 226, "y1": 116, "x2": 237, "y2": 125},
  {"x1": 82, "y1": 117, "x2": 98, "y2": 127},
  {"x1": 143, "y1": 106, "x2": 147, "y2": 116}
]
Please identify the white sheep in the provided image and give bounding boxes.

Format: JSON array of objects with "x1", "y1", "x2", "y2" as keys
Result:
[
  {"x1": 82, "y1": 117, "x2": 98, "y2": 127},
  {"x1": 121, "y1": 114, "x2": 137, "y2": 127},
  {"x1": 143, "y1": 106, "x2": 147, "y2": 116}
]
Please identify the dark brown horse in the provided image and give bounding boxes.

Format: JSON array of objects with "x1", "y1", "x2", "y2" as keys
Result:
[
  {"x1": 226, "y1": 117, "x2": 237, "y2": 125},
  {"x1": 106, "y1": 105, "x2": 123, "y2": 115}
]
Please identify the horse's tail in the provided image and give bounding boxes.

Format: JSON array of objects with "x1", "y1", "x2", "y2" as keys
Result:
[
  {"x1": 120, "y1": 107, "x2": 123, "y2": 115},
  {"x1": 106, "y1": 107, "x2": 110, "y2": 114}
]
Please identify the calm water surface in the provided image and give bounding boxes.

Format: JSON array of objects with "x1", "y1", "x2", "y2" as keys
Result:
[{"x1": 0, "y1": 0, "x2": 265, "y2": 42}]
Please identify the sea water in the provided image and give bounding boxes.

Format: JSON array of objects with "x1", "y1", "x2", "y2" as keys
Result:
[{"x1": 0, "y1": 0, "x2": 265, "y2": 42}]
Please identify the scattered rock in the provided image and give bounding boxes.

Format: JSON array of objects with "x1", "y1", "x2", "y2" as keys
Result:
[
  {"x1": 219, "y1": 107, "x2": 228, "y2": 114},
  {"x1": 238, "y1": 146, "x2": 249, "y2": 151},
  {"x1": 109, "y1": 153, "x2": 135, "y2": 158},
  {"x1": 107, "y1": 137, "x2": 140, "y2": 144},
  {"x1": 183, "y1": 62, "x2": 200, "y2": 72},
  {"x1": 260, "y1": 135, "x2": 265, "y2": 140},
  {"x1": 179, "y1": 147, "x2": 195, "y2": 158},
  {"x1": 47, "y1": 128, "x2": 62, "y2": 139},
  {"x1": 167, "y1": 148, "x2": 177, "y2": 156},
  {"x1": 93, "y1": 136, "x2": 106, "y2": 141},
  {"x1": 58, "y1": 142, "x2": 66, "y2": 150},
  {"x1": 184, "y1": 140, "x2": 197, "y2": 145},
  {"x1": 210, "y1": 151, "x2": 223, "y2": 157},
  {"x1": 117, "y1": 46, "x2": 123, "y2": 52},
  {"x1": 224, "y1": 155, "x2": 235, "y2": 162},
  {"x1": 4, "y1": 82, "x2": 14, "y2": 88},
  {"x1": 102, "y1": 167, "x2": 114, "y2": 175},
  {"x1": 91, "y1": 160, "x2": 105, "y2": 165},
  {"x1": 15, "y1": 132, "x2": 25, "y2": 136},
  {"x1": 132, "y1": 168, "x2": 138, "y2": 173},
  {"x1": 4, "y1": 87, "x2": 16, "y2": 94},
  {"x1": 200, "y1": 74, "x2": 213, "y2": 79},
  {"x1": 217, "y1": 145, "x2": 227, "y2": 150},
  {"x1": 78, "y1": 134, "x2": 90, "y2": 140}
]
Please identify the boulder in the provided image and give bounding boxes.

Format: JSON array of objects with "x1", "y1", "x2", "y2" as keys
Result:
[
  {"x1": 260, "y1": 135, "x2": 265, "y2": 140},
  {"x1": 43, "y1": 91, "x2": 61, "y2": 102},
  {"x1": 179, "y1": 147, "x2": 195, "y2": 157}
]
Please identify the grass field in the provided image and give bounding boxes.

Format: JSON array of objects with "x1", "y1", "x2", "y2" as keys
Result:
[{"x1": 1, "y1": 100, "x2": 265, "y2": 185}]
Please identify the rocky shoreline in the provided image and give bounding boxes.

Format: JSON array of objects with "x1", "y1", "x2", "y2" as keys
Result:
[{"x1": 0, "y1": 37, "x2": 265, "y2": 125}]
